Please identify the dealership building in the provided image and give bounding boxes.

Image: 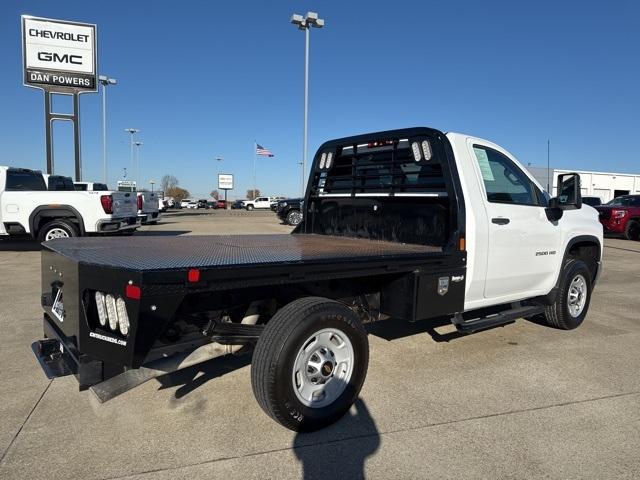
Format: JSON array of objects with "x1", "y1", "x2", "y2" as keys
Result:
[{"x1": 526, "y1": 166, "x2": 640, "y2": 203}]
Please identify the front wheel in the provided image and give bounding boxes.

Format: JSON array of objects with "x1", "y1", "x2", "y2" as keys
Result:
[
  {"x1": 246, "y1": 205, "x2": 254, "y2": 211},
  {"x1": 625, "y1": 220, "x2": 640, "y2": 241},
  {"x1": 543, "y1": 259, "x2": 592, "y2": 330},
  {"x1": 251, "y1": 297, "x2": 369, "y2": 432}
]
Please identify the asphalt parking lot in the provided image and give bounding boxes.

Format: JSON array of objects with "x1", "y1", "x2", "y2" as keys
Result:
[{"x1": 1, "y1": 210, "x2": 639, "y2": 479}]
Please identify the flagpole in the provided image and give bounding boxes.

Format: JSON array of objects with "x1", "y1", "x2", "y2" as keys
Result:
[{"x1": 253, "y1": 141, "x2": 257, "y2": 199}]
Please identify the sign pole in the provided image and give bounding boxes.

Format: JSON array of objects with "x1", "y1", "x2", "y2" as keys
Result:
[
  {"x1": 44, "y1": 92, "x2": 53, "y2": 174},
  {"x1": 73, "y1": 92, "x2": 82, "y2": 181}
]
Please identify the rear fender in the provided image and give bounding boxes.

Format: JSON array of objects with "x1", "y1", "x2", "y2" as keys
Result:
[{"x1": 30, "y1": 205, "x2": 85, "y2": 237}]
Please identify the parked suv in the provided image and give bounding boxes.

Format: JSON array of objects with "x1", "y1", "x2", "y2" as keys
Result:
[
  {"x1": 595, "y1": 195, "x2": 640, "y2": 240},
  {"x1": 276, "y1": 198, "x2": 303, "y2": 226}
]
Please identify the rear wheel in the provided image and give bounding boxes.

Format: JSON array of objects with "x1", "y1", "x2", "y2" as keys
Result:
[
  {"x1": 625, "y1": 220, "x2": 640, "y2": 241},
  {"x1": 37, "y1": 219, "x2": 79, "y2": 243},
  {"x1": 251, "y1": 297, "x2": 369, "y2": 432},
  {"x1": 286, "y1": 209, "x2": 303, "y2": 226},
  {"x1": 543, "y1": 259, "x2": 592, "y2": 330}
]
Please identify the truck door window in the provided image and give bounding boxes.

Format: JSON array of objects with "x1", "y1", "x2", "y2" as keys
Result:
[
  {"x1": 473, "y1": 146, "x2": 538, "y2": 206},
  {"x1": 5, "y1": 169, "x2": 46, "y2": 191}
]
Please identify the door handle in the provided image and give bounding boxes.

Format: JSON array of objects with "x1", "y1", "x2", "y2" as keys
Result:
[{"x1": 491, "y1": 217, "x2": 510, "y2": 225}]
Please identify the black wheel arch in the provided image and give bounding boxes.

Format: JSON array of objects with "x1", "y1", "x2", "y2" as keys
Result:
[
  {"x1": 29, "y1": 205, "x2": 86, "y2": 238},
  {"x1": 537, "y1": 235, "x2": 601, "y2": 305}
]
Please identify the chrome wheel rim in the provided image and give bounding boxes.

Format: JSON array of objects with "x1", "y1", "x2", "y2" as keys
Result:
[
  {"x1": 45, "y1": 228, "x2": 69, "y2": 241},
  {"x1": 289, "y1": 211, "x2": 303, "y2": 225},
  {"x1": 292, "y1": 328, "x2": 354, "y2": 408},
  {"x1": 567, "y1": 274, "x2": 587, "y2": 317}
]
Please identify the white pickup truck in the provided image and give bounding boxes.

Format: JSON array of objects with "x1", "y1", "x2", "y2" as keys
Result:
[
  {"x1": 0, "y1": 167, "x2": 139, "y2": 241},
  {"x1": 33, "y1": 128, "x2": 603, "y2": 432},
  {"x1": 136, "y1": 191, "x2": 161, "y2": 224},
  {"x1": 242, "y1": 196, "x2": 274, "y2": 210}
]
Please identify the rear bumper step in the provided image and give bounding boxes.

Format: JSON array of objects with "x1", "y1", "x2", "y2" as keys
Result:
[{"x1": 31, "y1": 338, "x2": 74, "y2": 379}]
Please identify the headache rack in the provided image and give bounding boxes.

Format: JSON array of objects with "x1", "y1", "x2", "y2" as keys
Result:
[
  {"x1": 310, "y1": 130, "x2": 448, "y2": 197},
  {"x1": 301, "y1": 127, "x2": 465, "y2": 251}
]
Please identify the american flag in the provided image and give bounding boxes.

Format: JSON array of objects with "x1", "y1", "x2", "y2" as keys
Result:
[{"x1": 256, "y1": 144, "x2": 274, "y2": 157}]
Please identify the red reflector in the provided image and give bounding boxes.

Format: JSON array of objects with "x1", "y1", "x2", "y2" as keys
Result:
[
  {"x1": 125, "y1": 284, "x2": 141, "y2": 300},
  {"x1": 188, "y1": 269, "x2": 200, "y2": 283}
]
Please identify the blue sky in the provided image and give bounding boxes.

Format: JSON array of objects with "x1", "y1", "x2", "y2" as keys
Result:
[{"x1": 1, "y1": 1, "x2": 639, "y2": 199}]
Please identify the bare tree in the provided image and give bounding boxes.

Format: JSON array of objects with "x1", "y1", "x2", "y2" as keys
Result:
[
  {"x1": 210, "y1": 190, "x2": 219, "y2": 200},
  {"x1": 246, "y1": 188, "x2": 261, "y2": 200},
  {"x1": 166, "y1": 186, "x2": 189, "y2": 202},
  {"x1": 161, "y1": 174, "x2": 179, "y2": 192}
]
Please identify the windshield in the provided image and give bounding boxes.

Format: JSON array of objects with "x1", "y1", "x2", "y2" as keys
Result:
[{"x1": 605, "y1": 196, "x2": 640, "y2": 206}]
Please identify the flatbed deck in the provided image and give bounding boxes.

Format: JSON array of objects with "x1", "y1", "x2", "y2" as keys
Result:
[{"x1": 43, "y1": 234, "x2": 442, "y2": 271}]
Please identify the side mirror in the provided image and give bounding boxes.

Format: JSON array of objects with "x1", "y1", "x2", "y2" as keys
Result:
[
  {"x1": 556, "y1": 173, "x2": 582, "y2": 210},
  {"x1": 545, "y1": 173, "x2": 581, "y2": 221}
]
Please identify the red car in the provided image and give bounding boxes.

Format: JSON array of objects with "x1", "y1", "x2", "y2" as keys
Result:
[
  {"x1": 595, "y1": 195, "x2": 640, "y2": 240},
  {"x1": 214, "y1": 200, "x2": 227, "y2": 209}
]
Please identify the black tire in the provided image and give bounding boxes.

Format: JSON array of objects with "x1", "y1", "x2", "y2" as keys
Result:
[
  {"x1": 543, "y1": 259, "x2": 592, "y2": 330},
  {"x1": 246, "y1": 205, "x2": 254, "y2": 211},
  {"x1": 285, "y1": 209, "x2": 303, "y2": 226},
  {"x1": 625, "y1": 220, "x2": 640, "y2": 241},
  {"x1": 251, "y1": 297, "x2": 369, "y2": 432},
  {"x1": 37, "y1": 219, "x2": 79, "y2": 243}
]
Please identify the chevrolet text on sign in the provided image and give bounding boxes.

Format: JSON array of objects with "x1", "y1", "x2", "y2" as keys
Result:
[
  {"x1": 218, "y1": 174, "x2": 234, "y2": 190},
  {"x1": 22, "y1": 16, "x2": 97, "y2": 91}
]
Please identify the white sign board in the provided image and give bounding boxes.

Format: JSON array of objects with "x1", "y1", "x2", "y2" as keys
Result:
[
  {"x1": 117, "y1": 180, "x2": 137, "y2": 192},
  {"x1": 22, "y1": 16, "x2": 97, "y2": 91},
  {"x1": 218, "y1": 174, "x2": 234, "y2": 190}
]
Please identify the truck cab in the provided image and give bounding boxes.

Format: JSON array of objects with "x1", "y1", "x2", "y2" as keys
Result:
[{"x1": 74, "y1": 182, "x2": 110, "y2": 191}]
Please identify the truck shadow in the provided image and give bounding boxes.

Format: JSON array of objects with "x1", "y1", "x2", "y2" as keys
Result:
[
  {"x1": 155, "y1": 352, "x2": 251, "y2": 399},
  {"x1": 293, "y1": 399, "x2": 380, "y2": 480},
  {"x1": 160, "y1": 359, "x2": 380, "y2": 480}
]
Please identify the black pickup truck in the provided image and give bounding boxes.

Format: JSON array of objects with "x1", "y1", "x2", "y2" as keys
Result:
[
  {"x1": 33, "y1": 127, "x2": 602, "y2": 431},
  {"x1": 275, "y1": 197, "x2": 303, "y2": 225}
]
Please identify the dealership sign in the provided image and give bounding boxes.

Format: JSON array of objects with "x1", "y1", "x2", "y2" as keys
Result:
[
  {"x1": 22, "y1": 16, "x2": 97, "y2": 91},
  {"x1": 218, "y1": 174, "x2": 234, "y2": 190}
]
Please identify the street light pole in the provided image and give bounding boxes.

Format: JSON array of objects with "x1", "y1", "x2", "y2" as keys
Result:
[
  {"x1": 99, "y1": 75, "x2": 117, "y2": 184},
  {"x1": 291, "y1": 12, "x2": 324, "y2": 197},
  {"x1": 215, "y1": 156, "x2": 225, "y2": 203},
  {"x1": 133, "y1": 141, "x2": 143, "y2": 186},
  {"x1": 125, "y1": 128, "x2": 139, "y2": 187}
]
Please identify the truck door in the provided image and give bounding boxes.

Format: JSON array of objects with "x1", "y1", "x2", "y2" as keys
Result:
[{"x1": 470, "y1": 143, "x2": 561, "y2": 299}]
